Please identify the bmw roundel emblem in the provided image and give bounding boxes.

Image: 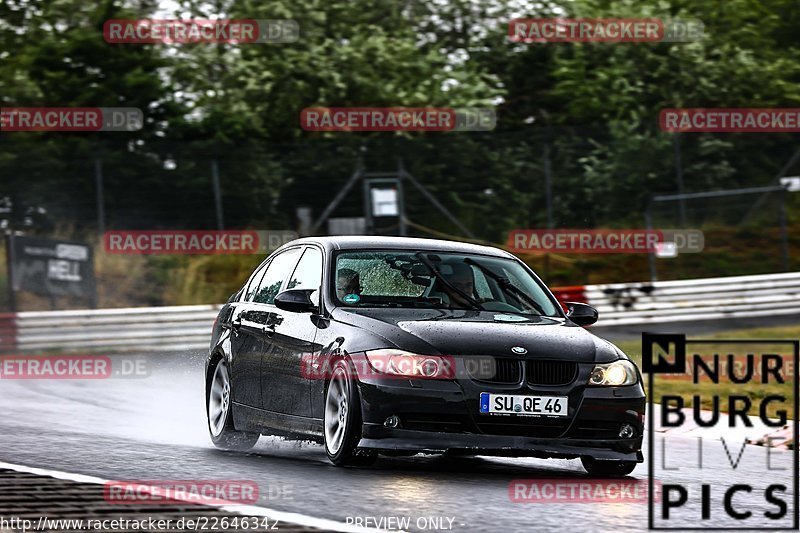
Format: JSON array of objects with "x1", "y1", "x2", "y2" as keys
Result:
[{"x1": 511, "y1": 346, "x2": 527, "y2": 355}]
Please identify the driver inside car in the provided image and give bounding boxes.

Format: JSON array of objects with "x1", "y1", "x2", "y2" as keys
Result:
[
  {"x1": 336, "y1": 268, "x2": 362, "y2": 301},
  {"x1": 437, "y1": 262, "x2": 482, "y2": 308}
]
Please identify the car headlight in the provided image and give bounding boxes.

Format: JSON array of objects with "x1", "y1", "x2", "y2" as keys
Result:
[
  {"x1": 588, "y1": 360, "x2": 638, "y2": 386},
  {"x1": 364, "y1": 349, "x2": 454, "y2": 379}
]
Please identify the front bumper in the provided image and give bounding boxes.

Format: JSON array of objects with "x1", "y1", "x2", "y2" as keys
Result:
[
  {"x1": 360, "y1": 425, "x2": 643, "y2": 462},
  {"x1": 356, "y1": 373, "x2": 645, "y2": 462}
]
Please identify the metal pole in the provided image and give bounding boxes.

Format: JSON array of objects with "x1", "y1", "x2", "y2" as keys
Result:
[
  {"x1": 674, "y1": 134, "x2": 687, "y2": 226},
  {"x1": 645, "y1": 205, "x2": 658, "y2": 282},
  {"x1": 779, "y1": 188, "x2": 790, "y2": 271},
  {"x1": 311, "y1": 161, "x2": 364, "y2": 234},
  {"x1": 744, "y1": 148, "x2": 800, "y2": 221},
  {"x1": 397, "y1": 159, "x2": 407, "y2": 237},
  {"x1": 775, "y1": 146, "x2": 800, "y2": 182},
  {"x1": 5, "y1": 233, "x2": 16, "y2": 313},
  {"x1": 211, "y1": 159, "x2": 224, "y2": 231},
  {"x1": 94, "y1": 158, "x2": 106, "y2": 235},
  {"x1": 653, "y1": 185, "x2": 785, "y2": 202},
  {"x1": 401, "y1": 169, "x2": 475, "y2": 239},
  {"x1": 544, "y1": 143, "x2": 553, "y2": 229},
  {"x1": 363, "y1": 178, "x2": 373, "y2": 235}
]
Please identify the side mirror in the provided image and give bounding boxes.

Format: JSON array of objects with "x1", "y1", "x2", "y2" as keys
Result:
[
  {"x1": 565, "y1": 302, "x2": 598, "y2": 327},
  {"x1": 274, "y1": 289, "x2": 318, "y2": 313}
]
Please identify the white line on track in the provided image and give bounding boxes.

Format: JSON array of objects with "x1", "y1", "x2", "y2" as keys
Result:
[{"x1": 0, "y1": 461, "x2": 397, "y2": 533}]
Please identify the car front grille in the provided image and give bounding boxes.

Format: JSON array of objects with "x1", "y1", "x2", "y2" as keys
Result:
[
  {"x1": 468, "y1": 357, "x2": 521, "y2": 384},
  {"x1": 525, "y1": 360, "x2": 578, "y2": 386}
]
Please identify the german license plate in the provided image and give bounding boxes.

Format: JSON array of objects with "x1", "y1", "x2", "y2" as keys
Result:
[{"x1": 479, "y1": 392, "x2": 568, "y2": 417}]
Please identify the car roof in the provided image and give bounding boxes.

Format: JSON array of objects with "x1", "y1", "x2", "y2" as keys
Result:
[{"x1": 280, "y1": 235, "x2": 514, "y2": 258}]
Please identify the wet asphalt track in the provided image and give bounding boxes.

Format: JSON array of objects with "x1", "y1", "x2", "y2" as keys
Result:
[{"x1": 0, "y1": 347, "x2": 796, "y2": 532}]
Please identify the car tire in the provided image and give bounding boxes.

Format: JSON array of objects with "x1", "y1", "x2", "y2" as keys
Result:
[
  {"x1": 207, "y1": 358, "x2": 260, "y2": 452},
  {"x1": 323, "y1": 358, "x2": 377, "y2": 467},
  {"x1": 580, "y1": 457, "x2": 637, "y2": 477}
]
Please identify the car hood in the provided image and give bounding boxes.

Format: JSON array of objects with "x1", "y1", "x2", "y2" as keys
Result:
[{"x1": 332, "y1": 308, "x2": 621, "y2": 363}]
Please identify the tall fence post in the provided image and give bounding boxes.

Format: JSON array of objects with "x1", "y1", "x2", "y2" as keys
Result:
[
  {"x1": 94, "y1": 158, "x2": 106, "y2": 236},
  {"x1": 779, "y1": 188, "x2": 790, "y2": 271},
  {"x1": 5, "y1": 233, "x2": 16, "y2": 313},
  {"x1": 645, "y1": 203, "x2": 658, "y2": 282},
  {"x1": 673, "y1": 134, "x2": 687, "y2": 226},
  {"x1": 542, "y1": 141, "x2": 554, "y2": 280},
  {"x1": 543, "y1": 143, "x2": 553, "y2": 229},
  {"x1": 397, "y1": 158, "x2": 408, "y2": 237},
  {"x1": 211, "y1": 159, "x2": 225, "y2": 231}
]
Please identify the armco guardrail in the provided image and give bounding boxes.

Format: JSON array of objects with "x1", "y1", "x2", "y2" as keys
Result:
[
  {"x1": 2, "y1": 272, "x2": 799, "y2": 353},
  {"x1": 552, "y1": 271, "x2": 800, "y2": 326},
  {"x1": 12, "y1": 305, "x2": 221, "y2": 353}
]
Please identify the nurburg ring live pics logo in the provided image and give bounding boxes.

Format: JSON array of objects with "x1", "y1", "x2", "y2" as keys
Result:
[{"x1": 644, "y1": 333, "x2": 799, "y2": 530}]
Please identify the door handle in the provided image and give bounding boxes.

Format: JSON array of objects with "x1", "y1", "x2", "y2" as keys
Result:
[{"x1": 262, "y1": 323, "x2": 276, "y2": 337}]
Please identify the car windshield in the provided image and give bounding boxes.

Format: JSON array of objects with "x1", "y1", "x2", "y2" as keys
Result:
[{"x1": 333, "y1": 250, "x2": 561, "y2": 316}]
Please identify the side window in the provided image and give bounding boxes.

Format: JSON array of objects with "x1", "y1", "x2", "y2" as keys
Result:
[
  {"x1": 253, "y1": 248, "x2": 301, "y2": 305},
  {"x1": 286, "y1": 248, "x2": 323, "y2": 293},
  {"x1": 244, "y1": 261, "x2": 270, "y2": 301}
]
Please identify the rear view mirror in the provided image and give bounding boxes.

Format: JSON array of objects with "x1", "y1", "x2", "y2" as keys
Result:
[
  {"x1": 437, "y1": 264, "x2": 454, "y2": 275},
  {"x1": 565, "y1": 302, "x2": 598, "y2": 327}
]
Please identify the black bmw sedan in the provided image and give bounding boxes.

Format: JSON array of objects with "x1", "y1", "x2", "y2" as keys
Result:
[{"x1": 205, "y1": 236, "x2": 645, "y2": 475}]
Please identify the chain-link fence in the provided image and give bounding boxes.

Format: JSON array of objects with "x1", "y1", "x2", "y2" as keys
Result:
[{"x1": 2, "y1": 127, "x2": 799, "y2": 310}]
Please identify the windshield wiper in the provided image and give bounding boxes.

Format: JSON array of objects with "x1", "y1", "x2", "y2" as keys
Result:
[
  {"x1": 463, "y1": 257, "x2": 546, "y2": 316},
  {"x1": 413, "y1": 253, "x2": 484, "y2": 311}
]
